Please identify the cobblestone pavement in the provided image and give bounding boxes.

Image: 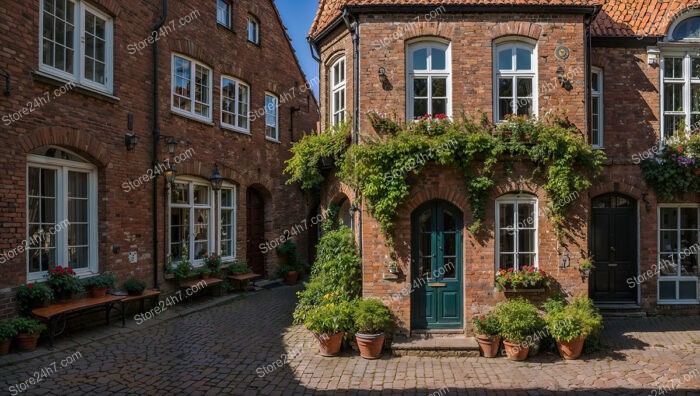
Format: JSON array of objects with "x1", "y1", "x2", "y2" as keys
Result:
[{"x1": 1, "y1": 285, "x2": 699, "y2": 395}]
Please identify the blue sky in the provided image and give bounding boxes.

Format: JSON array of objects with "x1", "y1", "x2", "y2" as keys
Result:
[{"x1": 274, "y1": 0, "x2": 319, "y2": 98}]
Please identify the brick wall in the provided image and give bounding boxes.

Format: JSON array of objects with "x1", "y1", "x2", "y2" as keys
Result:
[{"x1": 0, "y1": 0, "x2": 318, "y2": 319}]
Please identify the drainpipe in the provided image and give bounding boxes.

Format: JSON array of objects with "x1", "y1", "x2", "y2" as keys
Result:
[
  {"x1": 152, "y1": 0, "x2": 168, "y2": 290},
  {"x1": 341, "y1": 8, "x2": 363, "y2": 257}
]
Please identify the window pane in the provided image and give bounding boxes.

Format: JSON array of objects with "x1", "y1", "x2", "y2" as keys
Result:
[
  {"x1": 591, "y1": 72, "x2": 600, "y2": 91},
  {"x1": 68, "y1": 246, "x2": 88, "y2": 269},
  {"x1": 499, "y1": 203, "x2": 514, "y2": 228},
  {"x1": 499, "y1": 78, "x2": 512, "y2": 97},
  {"x1": 665, "y1": 83, "x2": 684, "y2": 112},
  {"x1": 661, "y1": 230, "x2": 678, "y2": 252},
  {"x1": 443, "y1": 257, "x2": 456, "y2": 279},
  {"x1": 443, "y1": 232, "x2": 456, "y2": 256},
  {"x1": 517, "y1": 203, "x2": 534, "y2": 226},
  {"x1": 170, "y1": 207, "x2": 190, "y2": 259},
  {"x1": 680, "y1": 252, "x2": 698, "y2": 276},
  {"x1": 193, "y1": 185, "x2": 209, "y2": 205},
  {"x1": 661, "y1": 208, "x2": 678, "y2": 229},
  {"x1": 519, "y1": 229, "x2": 535, "y2": 252},
  {"x1": 517, "y1": 98, "x2": 533, "y2": 116},
  {"x1": 681, "y1": 208, "x2": 698, "y2": 229},
  {"x1": 518, "y1": 253, "x2": 535, "y2": 269},
  {"x1": 432, "y1": 78, "x2": 446, "y2": 97},
  {"x1": 664, "y1": 57, "x2": 683, "y2": 78},
  {"x1": 498, "y1": 49, "x2": 512, "y2": 71},
  {"x1": 217, "y1": 0, "x2": 230, "y2": 27},
  {"x1": 68, "y1": 199, "x2": 87, "y2": 222},
  {"x1": 659, "y1": 254, "x2": 678, "y2": 276},
  {"x1": 67, "y1": 224, "x2": 87, "y2": 247},
  {"x1": 499, "y1": 230, "x2": 514, "y2": 252},
  {"x1": 84, "y1": 11, "x2": 107, "y2": 85},
  {"x1": 499, "y1": 254, "x2": 515, "y2": 270},
  {"x1": 413, "y1": 48, "x2": 428, "y2": 71},
  {"x1": 672, "y1": 17, "x2": 700, "y2": 40},
  {"x1": 516, "y1": 48, "x2": 531, "y2": 70},
  {"x1": 517, "y1": 78, "x2": 532, "y2": 97},
  {"x1": 414, "y1": 78, "x2": 428, "y2": 97},
  {"x1": 679, "y1": 281, "x2": 697, "y2": 300},
  {"x1": 413, "y1": 99, "x2": 428, "y2": 118},
  {"x1": 659, "y1": 281, "x2": 676, "y2": 300},
  {"x1": 692, "y1": 84, "x2": 700, "y2": 112},
  {"x1": 499, "y1": 100, "x2": 512, "y2": 119},
  {"x1": 171, "y1": 183, "x2": 188, "y2": 204},
  {"x1": 665, "y1": 115, "x2": 686, "y2": 137},
  {"x1": 432, "y1": 99, "x2": 447, "y2": 115},
  {"x1": 68, "y1": 171, "x2": 88, "y2": 198},
  {"x1": 693, "y1": 58, "x2": 700, "y2": 79},
  {"x1": 431, "y1": 48, "x2": 446, "y2": 70},
  {"x1": 238, "y1": 84, "x2": 249, "y2": 129},
  {"x1": 221, "y1": 189, "x2": 233, "y2": 207}
]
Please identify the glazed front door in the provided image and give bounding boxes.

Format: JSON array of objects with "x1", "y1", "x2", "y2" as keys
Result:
[
  {"x1": 590, "y1": 194, "x2": 638, "y2": 302},
  {"x1": 411, "y1": 201, "x2": 463, "y2": 329}
]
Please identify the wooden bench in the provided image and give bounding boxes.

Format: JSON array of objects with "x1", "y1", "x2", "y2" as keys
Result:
[
  {"x1": 228, "y1": 273, "x2": 262, "y2": 291},
  {"x1": 32, "y1": 295, "x2": 125, "y2": 348},
  {"x1": 179, "y1": 278, "x2": 224, "y2": 302},
  {"x1": 111, "y1": 290, "x2": 161, "y2": 317}
]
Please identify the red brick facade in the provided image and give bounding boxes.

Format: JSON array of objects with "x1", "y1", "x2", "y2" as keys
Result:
[
  {"x1": 313, "y1": 5, "x2": 700, "y2": 336},
  {"x1": 0, "y1": 0, "x2": 318, "y2": 318}
]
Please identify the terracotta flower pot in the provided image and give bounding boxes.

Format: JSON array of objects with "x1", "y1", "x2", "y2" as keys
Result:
[
  {"x1": 355, "y1": 333, "x2": 385, "y2": 359},
  {"x1": 15, "y1": 333, "x2": 41, "y2": 352},
  {"x1": 503, "y1": 340, "x2": 529, "y2": 361},
  {"x1": 315, "y1": 332, "x2": 344, "y2": 356},
  {"x1": 475, "y1": 335, "x2": 501, "y2": 358},
  {"x1": 556, "y1": 336, "x2": 586, "y2": 360},
  {"x1": 285, "y1": 271, "x2": 298, "y2": 285},
  {"x1": 0, "y1": 338, "x2": 10, "y2": 355},
  {"x1": 90, "y1": 287, "x2": 108, "y2": 298},
  {"x1": 201, "y1": 273, "x2": 210, "y2": 280}
]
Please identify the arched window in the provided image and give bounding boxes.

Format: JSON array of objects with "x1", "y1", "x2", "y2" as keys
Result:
[
  {"x1": 170, "y1": 178, "x2": 214, "y2": 264},
  {"x1": 671, "y1": 16, "x2": 700, "y2": 41},
  {"x1": 495, "y1": 194, "x2": 538, "y2": 271},
  {"x1": 26, "y1": 147, "x2": 98, "y2": 281},
  {"x1": 494, "y1": 42, "x2": 536, "y2": 121},
  {"x1": 330, "y1": 57, "x2": 346, "y2": 125},
  {"x1": 407, "y1": 41, "x2": 451, "y2": 120}
]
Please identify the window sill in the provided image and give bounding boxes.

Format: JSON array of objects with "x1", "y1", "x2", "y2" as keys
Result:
[
  {"x1": 247, "y1": 40, "x2": 261, "y2": 48},
  {"x1": 32, "y1": 70, "x2": 119, "y2": 103},
  {"x1": 217, "y1": 23, "x2": 236, "y2": 34},
  {"x1": 498, "y1": 288, "x2": 546, "y2": 293},
  {"x1": 657, "y1": 299, "x2": 699, "y2": 305},
  {"x1": 266, "y1": 137, "x2": 281, "y2": 144},
  {"x1": 170, "y1": 110, "x2": 215, "y2": 126},
  {"x1": 221, "y1": 124, "x2": 251, "y2": 135}
]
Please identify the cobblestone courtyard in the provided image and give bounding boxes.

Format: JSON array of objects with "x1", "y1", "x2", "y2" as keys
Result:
[{"x1": 1, "y1": 285, "x2": 699, "y2": 395}]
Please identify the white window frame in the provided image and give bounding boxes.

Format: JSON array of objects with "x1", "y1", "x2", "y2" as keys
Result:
[
  {"x1": 216, "y1": 0, "x2": 232, "y2": 28},
  {"x1": 39, "y1": 0, "x2": 114, "y2": 93},
  {"x1": 220, "y1": 76, "x2": 250, "y2": 133},
  {"x1": 168, "y1": 179, "x2": 215, "y2": 267},
  {"x1": 247, "y1": 16, "x2": 259, "y2": 44},
  {"x1": 171, "y1": 54, "x2": 213, "y2": 123},
  {"x1": 591, "y1": 67, "x2": 604, "y2": 148},
  {"x1": 217, "y1": 184, "x2": 237, "y2": 260},
  {"x1": 495, "y1": 195, "x2": 538, "y2": 272},
  {"x1": 406, "y1": 41, "x2": 452, "y2": 120},
  {"x1": 26, "y1": 148, "x2": 98, "y2": 282},
  {"x1": 493, "y1": 41, "x2": 538, "y2": 122},
  {"x1": 657, "y1": 205, "x2": 699, "y2": 304},
  {"x1": 330, "y1": 57, "x2": 346, "y2": 126},
  {"x1": 265, "y1": 93, "x2": 279, "y2": 141},
  {"x1": 660, "y1": 52, "x2": 700, "y2": 139}
]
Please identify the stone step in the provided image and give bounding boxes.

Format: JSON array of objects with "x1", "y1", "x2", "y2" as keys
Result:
[
  {"x1": 596, "y1": 303, "x2": 647, "y2": 318},
  {"x1": 391, "y1": 336, "x2": 480, "y2": 357}
]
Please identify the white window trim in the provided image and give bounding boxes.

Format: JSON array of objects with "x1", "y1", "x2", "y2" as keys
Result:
[
  {"x1": 495, "y1": 195, "x2": 539, "y2": 272},
  {"x1": 591, "y1": 67, "x2": 604, "y2": 149},
  {"x1": 168, "y1": 178, "x2": 215, "y2": 267},
  {"x1": 220, "y1": 76, "x2": 251, "y2": 134},
  {"x1": 247, "y1": 17, "x2": 260, "y2": 44},
  {"x1": 217, "y1": 184, "x2": 237, "y2": 261},
  {"x1": 26, "y1": 149, "x2": 98, "y2": 282},
  {"x1": 493, "y1": 40, "x2": 538, "y2": 122},
  {"x1": 38, "y1": 0, "x2": 114, "y2": 93},
  {"x1": 657, "y1": 204, "x2": 700, "y2": 304},
  {"x1": 660, "y1": 52, "x2": 700, "y2": 139},
  {"x1": 665, "y1": 11, "x2": 700, "y2": 42},
  {"x1": 406, "y1": 41, "x2": 452, "y2": 120},
  {"x1": 330, "y1": 57, "x2": 346, "y2": 126},
  {"x1": 265, "y1": 92, "x2": 280, "y2": 142},
  {"x1": 171, "y1": 54, "x2": 213, "y2": 123},
  {"x1": 216, "y1": 0, "x2": 232, "y2": 28}
]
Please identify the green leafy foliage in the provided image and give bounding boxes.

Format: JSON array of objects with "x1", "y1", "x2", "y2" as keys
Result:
[
  {"x1": 472, "y1": 312, "x2": 500, "y2": 337},
  {"x1": 227, "y1": 261, "x2": 252, "y2": 274},
  {"x1": 641, "y1": 133, "x2": 700, "y2": 201},
  {"x1": 352, "y1": 298, "x2": 393, "y2": 334},
  {"x1": 16, "y1": 283, "x2": 54, "y2": 315},
  {"x1": 303, "y1": 301, "x2": 354, "y2": 335},
  {"x1": 0, "y1": 321, "x2": 18, "y2": 341},
  {"x1": 544, "y1": 295, "x2": 603, "y2": 342},
  {"x1": 284, "y1": 123, "x2": 352, "y2": 190},
  {"x1": 173, "y1": 261, "x2": 194, "y2": 280},
  {"x1": 122, "y1": 279, "x2": 147, "y2": 295},
  {"x1": 81, "y1": 272, "x2": 117, "y2": 289},
  {"x1": 493, "y1": 298, "x2": 541, "y2": 343},
  {"x1": 10, "y1": 316, "x2": 47, "y2": 335}
]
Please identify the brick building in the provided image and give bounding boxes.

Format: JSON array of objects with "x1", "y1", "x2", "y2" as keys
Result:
[
  {"x1": 308, "y1": 0, "x2": 700, "y2": 335},
  {"x1": 0, "y1": 0, "x2": 319, "y2": 318}
]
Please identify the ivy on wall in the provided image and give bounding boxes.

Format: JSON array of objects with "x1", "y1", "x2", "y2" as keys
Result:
[
  {"x1": 640, "y1": 133, "x2": 700, "y2": 201},
  {"x1": 285, "y1": 112, "x2": 606, "y2": 243}
]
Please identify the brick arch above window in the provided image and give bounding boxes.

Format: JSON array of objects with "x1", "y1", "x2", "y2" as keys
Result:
[
  {"x1": 92, "y1": 0, "x2": 122, "y2": 17},
  {"x1": 169, "y1": 40, "x2": 216, "y2": 67},
  {"x1": 489, "y1": 21, "x2": 543, "y2": 41},
  {"x1": 402, "y1": 26, "x2": 454, "y2": 44},
  {"x1": 177, "y1": 161, "x2": 246, "y2": 186},
  {"x1": 215, "y1": 61, "x2": 254, "y2": 84},
  {"x1": 19, "y1": 126, "x2": 111, "y2": 167}
]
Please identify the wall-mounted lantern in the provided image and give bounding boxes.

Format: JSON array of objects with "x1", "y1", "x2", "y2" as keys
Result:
[
  {"x1": 124, "y1": 133, "x2": 140, "y2": 151},
  {"x1": 210, "y1": 163, "x2": 224, "y2": 191}
]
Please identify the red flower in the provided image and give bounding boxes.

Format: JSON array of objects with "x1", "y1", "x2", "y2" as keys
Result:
[
  {"x1": 678, "y1": 147, "x2": 683, "y2": 153},
  {"x1": 28, "y1": 284, "x2": 33, "y2": 288},
  {"x1": 527, "y1": 266, "x2": 535, "y2": 273},
  {"x1": 507, "y1": 267, "x2": 514, "y2": 272},
  {"x1": 435, "y1": 114, "x2": 448, "y2": 120},
  {"x1": 539, "y1": 270, "x2": 546, "y2": 275}
]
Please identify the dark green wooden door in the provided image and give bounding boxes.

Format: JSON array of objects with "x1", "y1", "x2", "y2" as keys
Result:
[{"x1": 411, "y1": 201, "x2": 463, "y2": 329}]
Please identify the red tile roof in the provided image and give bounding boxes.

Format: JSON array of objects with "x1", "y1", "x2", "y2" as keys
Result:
[{"x1": 309, "y1": 0, "x2": 700, "y2": 38}]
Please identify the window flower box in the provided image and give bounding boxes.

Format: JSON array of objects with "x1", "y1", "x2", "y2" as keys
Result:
[{"x1": 495, "y1": 266, "x2": 551, "y2": 291}]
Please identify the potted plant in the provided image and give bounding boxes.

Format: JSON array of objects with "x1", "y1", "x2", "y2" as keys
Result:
[
  {"x1": 579, "y1": 258, "x2": 595, "y2": 279},
  {"x1": 198, "y1": 267, "x2": 212, "y2": 280},
  {"x1": 352, "y1": 298, "x2": 393, "y2": 359},
  {"x1": 81, "y1": 272, "x2": 117, "y2": 298},
  {"x1": 11, "y1": 317, "x2": 46, "y2": 352},
  {"x1": 122, "y1": 279, "x2": 147, "y2": 296},
  {"x1": 472, "y1": 313, "x2": 501, "y2": 358},
  {"x1": 228, "y1": 261, "x2": 252, "y2": 276},
  {"x1": 280, "y1": 264, "x2": 299, "y2": 284},
  {"x1": 545, "y1": 295, "x2": 602, "y2": 360},
  {"x1": 495, "y1": 266, "x2": 551, "y2": 292},
  {"x1": 173, "y1": 260, "x2": 194, "y2": 280},
  {"x1": 493, "y1": 298, "x2": 541, "y2": 361},
  {"x1": 0, "y1": 321, "x2": 17, "y2": 355},
  {"x1": 204, "y1": 253, "x2": 222, "y2": 276},
  {"x1": 303, "y1": 301, "x2": 353, "y2": 356},
  {"x1": 45, "y1": 266, "x2": 83, "y2": 301},
  {"x1": 16, "y1": 283, "x2": 54, "y2": 315}
]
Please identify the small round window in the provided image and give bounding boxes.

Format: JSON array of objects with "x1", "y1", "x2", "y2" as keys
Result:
[{"x1": 672, "y1": 16, "x2": 700, "y2": 40}]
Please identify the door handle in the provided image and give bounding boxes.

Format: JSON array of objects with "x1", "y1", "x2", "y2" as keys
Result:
[
  {"x1": 428, "y1": 282, "x2": 446, "y2": 287},
  {"x1": 608, "y1": 263, "x2": 618, "y2": 267}
]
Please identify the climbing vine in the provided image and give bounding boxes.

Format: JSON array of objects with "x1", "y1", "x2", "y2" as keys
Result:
[
  {"x1": 285, "y1": 112, "x2": 605, "y2": 242},
  {"x1": 640, "y1": 132, "x2": 700, "y2": 201}
]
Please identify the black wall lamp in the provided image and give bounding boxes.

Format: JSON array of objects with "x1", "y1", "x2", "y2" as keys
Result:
[
  {"x1": 125, "y1": 133, "x2": 140, "y2": 151},
  {"x1": 378, "y1": 67, "x2": 392, "y2": 91},
  {"x1": 556, "y1": 67, "x2": 573, "y2": 91},
  {"x1": 163, "y1": 164, "x2": 177, "y2": 189},
  {"x1": 161, "y1": 136, "x2": 178, "y2": 155},
  {"x1": 210, "y1": 163, "x2": 224, "y2": 191}
]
